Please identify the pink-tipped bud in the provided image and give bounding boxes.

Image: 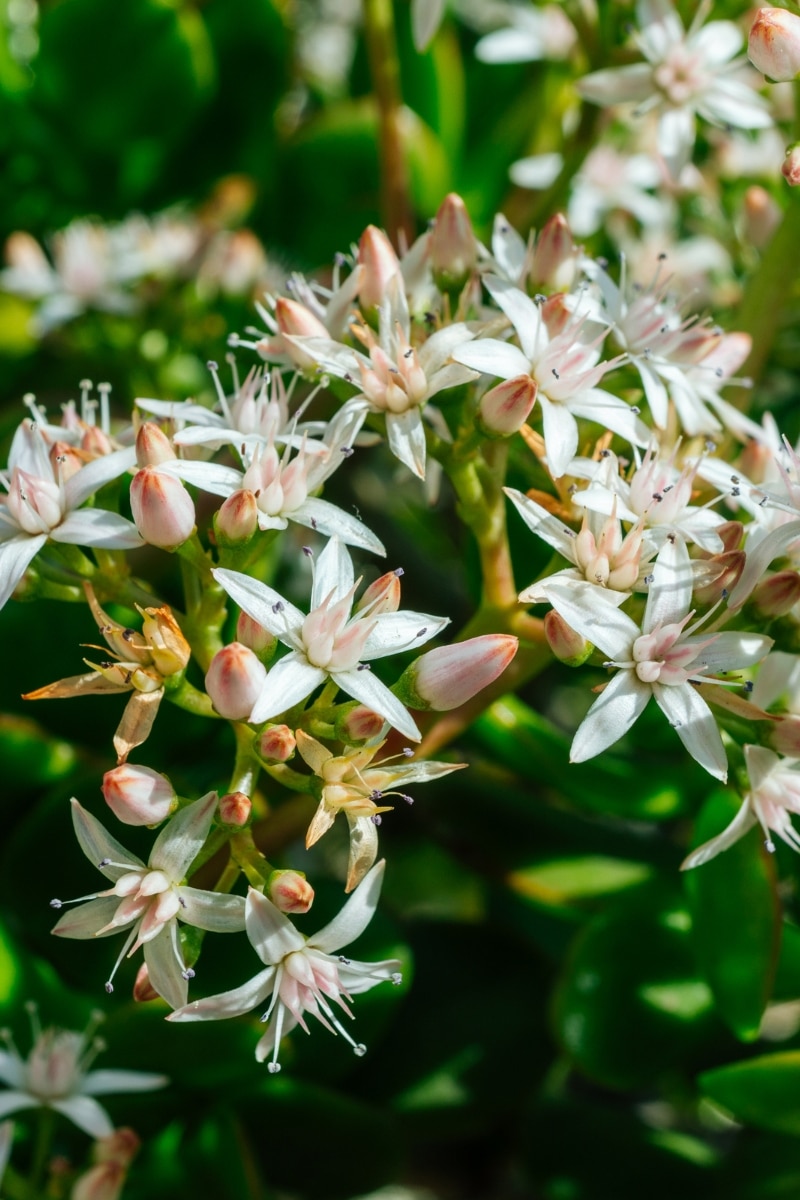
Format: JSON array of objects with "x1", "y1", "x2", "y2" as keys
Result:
[
  {"x1": 742, "y1": 185, "x2": 781, "y2": 249},
  {"x1": 358, "y1": 225, "x2": 402, "y2": 312},
  {"x1": 218, "y1": 790, "x2": 252, "y2": 826},
  {"x1": 130, "y1": 467, "x2": 195, "y2": 550},
  {"x1": 135, "y1": 421, "x2": 175, "y2": 467},
  {"x1": 133, "y1": 962, "x2": 161, "y2": 1002},
  {"x1": 782, "y1": 142, "x2": 800, "y2": 186},
  {"x1": 544, "y1": 609, "x2": 593, "y2": 666},
  {"x1": 335, "y1": 702, "x2": 386, "y2": 745},
  {"x1": 81, "y1": 424, "x2": 114, "y2": 457},
  {"x1": 102, "y1": 764, "x2": 177, "y2": 826},
  {"x1": 71, "y1": 1162, "x2": 126, "y2": 1200},
  {"x1": 431, "y1": 193, "x2": 477, "y2": 291},
  {"x1": 258, "y1": 724, "x2": 296, "y2": 763},
  {"x1": 531, "y1": 213, "x2": 578, "y2": 291},
  {"x1": 478, "y1": 375, "x2": 537, "y2": 437},
  {"x1": 268, "y1": 869, "x2": 314, "y2": 914},
  {"x1": 274, "y1": 296, "x2": 329, "y2": 340},
  {"x1": 354, "y1": 569, "x2": 402, "y2": 615},
  {"x1": 236, "y1": 611, "x2": 277, "y2": 661},
  {"x1": 93, "y1": 1129, "x2": 141, "y2": 1169},
  {"x1": 205, "y1": 642, "x2": 267, "y2": 720},
  {"x1": 395, "y1": 634, "x2": 518, "y2": 711},
  {"x1": 770, "y1": 715, "x2": 800, "y2": 756},
  {"x1": 748, "y1": 7, "x2": 800, "y2": 80},
  {"x1": 214, "y1": 489, "x2": 258, "y2": 547},
  {"x1": 49, "y1": 441, "x2": 86, "y2": 483},
  {"x1": 751, "y1": 569, "x2": 800, "y2": 617},
  {"x1": 716, "y1": 520, "x2": 745, "y2": 554}
]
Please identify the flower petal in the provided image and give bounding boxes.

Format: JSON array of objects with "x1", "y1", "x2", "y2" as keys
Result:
[
  {"x1": 362, "y1": 610, "x2": 450, "y2": 659},
  {"x1": 484, "y1": 276, "x2": 542, "y2": 362},
  {"x1": 81, "y1": 1068, "x2": 168, "y2": 1096},
  {"x1": 332, "y1": 667, "x2": 421, "y2": 741},
  {"x1": 295, "y1": 498, "x2": 386, "y2": 556},
  {"x1": 0, "y1": 533, "x2": 47, "y2": 610},
  {"x1": 386, "y1": 410, "x2": 427, "y2": 480},
  {"x1": 681, "y1": 797, "x2": 758, "y2": 870},
  {"x1": 143, "y1": 924, "x2": 188, "y2": 1010},
  {"x1": 149, "y1": 792, "x2": 218, "y2": 882},
  {"x1": 250, "y1": 655, "x2": 327, "y2": 724},
  {"x1": 51, "y1": 897, "x2": 124, "y2": 939},
  {"x1": 212, "y1": 568, "x2": 305, "y2": 639},
  {"x1": 452, "y1": 339, "x2": 532, "y2": 380},
  {"x1": 246, "y1": 889, "x2": 305, "y2": 964},
  {"x1": 49, "y1": 1095, "x2": 114, "y2": 1139},
  {"x1": 652, "y1": 681, "x2": 727, "y2": 780},
  {"x1": 64, "y1": 446, "x2": 137, "y2": 509},
  {"x1": 53, "y1": 508, "x2": 144, "y2": 550},
  {"x1": 70, "y1": 799, "x2": 145, "y2": 880},
  {"x1": 570, "y1": 671, "x2": 651, "y2": 762},
  {"x1": 311, "y1": 536, "x2": 355, "y2": 608},
  {"x1": 545, "y1": 579, "x2": 639, "y2": 660},
  {"x1": 178, "y1": 887, "x2": 246, "y2": 933},
  {"x1": 169, "y1": 966, "x2": 277, "y2": 1022},
  {"x1": 310, "y1": 859, "x2": 386, "y2": 953}
]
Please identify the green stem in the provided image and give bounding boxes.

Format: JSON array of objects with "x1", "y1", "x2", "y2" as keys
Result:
[
  {"x1": 446, "y1": 442, "x2": 519, "y2": 615},
  {"x1": 164, "y1": 675, "x2": 220, "y2": 719},
  {"x1": 27, "y1": 1107, "x2": 55, "y2": 1199},
  {"x1": 363, "y1": 0, "x2": 414, "y2": 246},
  {"x1": 175, "y1": 534, "x2": 227, "y2": 671},
  {"x1": 229, "y1": 723, "x2": 261, "y2": 797}
]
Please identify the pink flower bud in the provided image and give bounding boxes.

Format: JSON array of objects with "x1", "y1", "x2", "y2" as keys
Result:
[
  {"x1": 742, "y1": 185, "x2": 781, "y2": 249},
  {"x1": 236, "y1": 611, "x2": 277, "y2": 661},
  {"x1": 478, "y1": 375, "x2": 537, "y2": 437},
  {"x1": 395, "y1": 634, "x2": 518, "y2": 710},
  {"x1": 49, "y1": 440, "x2": 87, "y2": 484},
  {"x1": 205, "y1": 642, "x2": 267, "y2": 720},
  {"x1": 93, "y1": 1129, "x2": 140, "y2": 1168},
  {"x1": 133, "y1": 963, "x2": 160, "y2": 1003},
  {"x1": 543, "y1": 610, "x2": 593, "y2": 666},
  {"x1": 770, "y1": 715, "x2": 800, "y2": 756},
  {"x1": 716, "y1": 521, "x2": 745, "y2": 554},
  {"x1": 72, "y1": 1162, "x2": 126, "y2": 1200},
  {"x1": 102, "y1": 764, "x2": 177, "y2": 826},
  {"x1": 748, "y1": 7, "x2": 800, "y2": 80},
  {"x1": 268, "y1": 869, "x2": 314, "y2": 914},
  {"x1": 258, "y1": 724, "x2": 296, "y2": 762},
  {"x1": 218, "y1": 790, "x2": 252, "y2": 826},
  {"x1": 431, "y1": 193, "x2": 477, "y2": 290},
  {"x1": 530, "y1": 213, "x2": 578, "y2": 291},
  {"x1": 81, "y1": 424, "x2": 114, "y2": 457},
  {"x1": 335, "y1": 702, "x2": 386, "y2": 745},
  {"x1": 752, "y1": 569, "x2": 800, "y2": 617},
  {"x1": 135, "y1": 421, "x2": 175, "y2": 467},
  {"x1": 214, "y1": 489, "x2": 258, "y2": 546},
  {"x1": 354, "y1": 570, "x2": 402, "y2": 615},
  {"x1": 358, "y1": 225, "x2": 402, "y2": 312},
  {"x1": 782, "y1": 142, "x2": 800, "y2": 186},
  {"x1": 274, "y1": 296, "x2": 329, "y2": 340},
  {"x1": 130, "y1": 467, "x2": 195, "y2": 550}
]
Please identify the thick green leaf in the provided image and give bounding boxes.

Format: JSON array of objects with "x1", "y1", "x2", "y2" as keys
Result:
[
  {"x1": 685, "y1": 789, "x2": 780, "y2": 1041},
  {"x1": 554, "y1": 887, "x2": 719, "y2": 1089},
  {"x1": 700, "y1": 1052, "x2": 800, "y2": 1135}
]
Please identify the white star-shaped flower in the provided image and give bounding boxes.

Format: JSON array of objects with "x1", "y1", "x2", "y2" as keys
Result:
[{"x1": 213, "y1": 537, "x2": 449, "y2": 741}]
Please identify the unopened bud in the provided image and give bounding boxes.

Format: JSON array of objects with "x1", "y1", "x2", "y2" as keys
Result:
[
  {"x1": 530, "y1": 213, "x2": 577, "y2": 291},
  {"x1": 130, "y1": 467, "x2": 196, "y2": 550},
  {"x1": 748, "y1": 7, "x2": 800, "y2": 80},
  {"x1": 215, "y1": 489, "x2": 258, "y2": 547},
  {"x1": 81, "y1": 424, "x2": 114, "y2": 457},
  {"x1": 394, "y1": 634, "x2": 518, "y2": 710},
  {"x1": 274, "y1": 296, "x2": 329, "y2": 340},
  {"x1": 135, "y1": 421, "x2": 175, "y2": 467},
  {"x1": 354, "y1": 570, "x2": 402, "y2": 615},
  {"x1": 544, "y1": 609, "x2": 594, "y2": 666},
  {"x1": 431, "y1": 193, "x2": 477, "y2": 291},
  {"x1": 50, "y1": 441, "x2": 85, "y2": 483},
  {"x1": 752, "y1": 569, "x2": 800, "y2": 617},
  {"x1": 268, "y1": 869, "x2": 314, "y2": 914},
  {"x1": 742, "y1": 185, "x2": 781, "y2": 249},
  {"x1": 358, "y1": 225, "x2": 402, "y2": 313},
  {"x1": 218, "y1": 790, "x2": 252, "y2": 826},
  {"x1": 782, "y1": 142, "x2": 800, "y2": 186},
  {"x1": 740, "y1": 438, "x2": 774, "y2": 485},
  {"x1": 71, "y1": 1161, "x2": 126, "y2": 1200},
  {"x1": 205, "y1": 642, "x2": 267, "y2": 720},
  {"x1": 335, "y1": 702, "x2": 386, "y2": 745},
  {"x1": 93, "y1": 1129, "x2": 141, "y2": 1169},
  {"x1": 478, "y1": 375, "x2": 537, "y2": 437},
  {"x1": 132, "y1": 962, "x2": 161, "y2": 1003},
  {"x1": 102, "y1": 763, "x2": 177, "y2": 826},
  {"x1": 258, "y1": 724, "x2": 296, "y2": 762},
  {"x1": 716, "y1": 520, "x2": 745, "y2": 554},
  {"x1": 236, "y1": 611, "x2": 277, "y2": 661},
  {"x1": 769, "y1": 715, "x2": 800, "y2": 756}
]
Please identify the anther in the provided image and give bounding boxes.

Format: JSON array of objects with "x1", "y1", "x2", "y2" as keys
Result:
[
  {"x1": 207, "y1": 360, "x2": 219, "y2": 372},
  {"x1": 353, "y1": 1044, "x2": 367, "y2": 1057},
  {"x1": 391, "y1": 972, "x2": 403, "y2": 986},
  {"x1": 104, "y1": 982, "x2": 114, "y2": 994},
  {"x1": 302, "y1": 546, "x2": 313, "y2": 557},
  {"x1": 394, "y1": 567, "x2": 404, "y2": 577},
  {"x1": 416, "y1": 627, "x2": 427, "y2": 637},
  {"x1": 182, "y1": 968, "x2": 195, "y2": 980},
  {"x1": 340, "y1": 446, "x2": 354, "y2": 457},
  {"x1": 272, "y1": 601, "x2": 284, "y2": 613},
  {"x1": 267, "y1": 1062, "x2": 282, "y2": 1074},
  {"x1": 371, "y1": 815, "x2": 382, "y2": 825},
  {"x1": 402, "y1": 747, "x2": 413, "y2": 757},
  {"x1": 357, "y1": 663, "x2": 371, "y2": 671},
  {"x1": 50, "y1": 898, "x2": 62, "y2": 909},
  {"x1": 552, "y1": 369, "x2": 560, "y2": 379},
  {"x1": 339, "y1": 956, "x2": 351, "y2": 964}
]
